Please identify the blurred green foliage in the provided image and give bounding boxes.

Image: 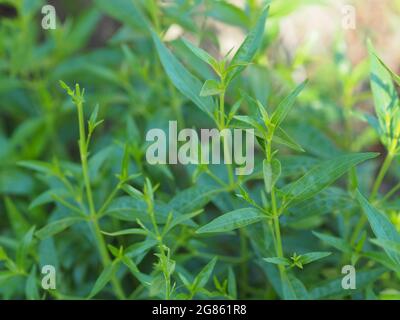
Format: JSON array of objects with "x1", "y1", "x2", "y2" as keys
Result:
[{"x1": 0, "y1": 0, "x2": 399, "y2": 300}]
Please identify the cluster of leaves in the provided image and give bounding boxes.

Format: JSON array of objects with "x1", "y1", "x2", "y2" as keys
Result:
[{"x1": 0, "y1": 0, "x2": 399, "y2": 300}]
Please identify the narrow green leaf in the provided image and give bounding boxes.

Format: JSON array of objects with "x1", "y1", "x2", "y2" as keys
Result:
[
  {"x1": 287, "y1": 124, "x2": 341, "y2": 158},
  {"x1": 282, "y1": 153, "x2": 378, "y2": 205},
  {"x1": 88, "y1": 104, "x2": 103, "y2": 132},
  {"x1": 125, "y1": 238, "x2": 158, "y2": 259},
  {"x1": 39, "y1": 238, "x2": 59, "y2": 271},
  {"x1": 4, "y1": 197, "x2": 30, "y2": 237},
  {"x1": 227, "y1": 6, "x2": 269, "y2": 83},
  {"x1": 263, "y1": 257, "x2": 290, "y2": 266},
  {"x1": 309, "y1": 268, "x2": 385, "y2": 299},
  {"x1": 371, "y1": 238, "x2": 400, "y2": 255},
  {"x1": 94, "y1": 0, "x2": 149, "y2": 30},
  {"x1": 25, "y1": 266, "x2": 39, "y2": 300},
  {"x1": 101, "y1": 228, "x2": 147, "y2": 237},
  {"x1": 0, "y1": 246, "x2": 8, "y2": 261},
  {"x1": 271, "y1": 80, "x2": 307, "y2": 127},
  {"x1": 355, "y1": 190, "x2": 400, "y2": 264},
  {"x1": 207, "y1": 0, "x2": 250, "y2": 28},
  {"x1": 17, "y1": 226, "x2": 36, "y2": 269},
  {"x1": 227, "y1": 268, "x2": 237, "y2": 299},
  {"x1": 367, "y1": 40, "x2": 398, "y2": 143},
  {"x1": 285, "y1": 188, "x2": 354, "y2": 226},
  {"x1": 227, "y1": 98, "x2": 243, "y2": 123},
  {"x1": 88, "y1": 262, "x2": 118, "y2": 298},
  {"x1": 282, "y1": 273, "x2": 309, "y2": 300},
  {"x1": 192, "y1": 257, "x2": 217, "y2": 290},
  {"x1": 36, "y1": 217, "x2": 84, "y2": 239},
  {"x1": 200, "y1": 79, "x2": 223, "y2": 97},
  {"x1": 312, "y1": 231, "x2": 352, "y2": 254},
  {"x1": 273, "y1": 127, "x2": 304, "y2": 152},
  {"x1": 121, "y1": 256, "x2": 152, "y2": 286},
  {"x1": 18, "y1": 160, "x2": 54, "y2": 175},
  {"x1": 362, "y1": 251, "x2": 400, "y2": 273},
  {"x1": 169, "y1": 185, "x2": 222, "y2": 214},
  {"x1": 164, "y1": 210, "x2": 202, "y2": 234},
  {"x1": 233, "y1": 115, "x2": 265, "y2": 133},
  {"x1": 107, "y1": 197, "x2": 193, "y2": 226},
  {"x1": 182, "y1": 39, "x2": 218, "y2": 70},
  {"x1": 373, "y1": 53, "x2": 400, "y2": 87},
  {"x1": 29, "y1": 188, "x2": 69, "y2": 210},
  {"x1": 299, "y1": 251, "x2": 331, "y2": 265},
  {"x1": 151, "y1": 30, "x2": 215, "y2": 117},
  {"x1": 59, "y1": 80, "x2": 73, "y2": 95},
  {"x1": 196, "y1": 208, "x2": 265, "y2": 234}
]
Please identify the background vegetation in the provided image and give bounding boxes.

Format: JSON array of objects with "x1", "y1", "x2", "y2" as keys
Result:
[{"x1": 0, "y1": 0, "x2": 399, "y2": 300}]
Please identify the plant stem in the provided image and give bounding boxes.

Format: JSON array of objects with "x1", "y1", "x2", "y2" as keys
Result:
[
  {"x1": 219, "y1": 91, "x2": 225, "y2": 129},
  {"x1": 271, "y1": 187, "x2": 285, "y2": 279},
  {"x1": 77, "y1": 102, "x2": 96, "y2": 216},
  {"x1": 381, "y1": 181, "x2": 400, "y2": 202},
  {"x1": 92, "y1": 222, "x2": 125, "y2": 300},
  {"x1": 218, "y1": 88, "x2": 247, "y2": 294},
  {"x1": 97, "y1": 183, "x2": 121, "y2": 218},
  {"x1": 76, "y1": 100, "x2": 125, "y2": 300},
  {"x1": 266, "y1": 137, "x2": 286, "y2": 281},
  {"x1": 370, "y1": 152, "x2": 395, "y2": 200}
]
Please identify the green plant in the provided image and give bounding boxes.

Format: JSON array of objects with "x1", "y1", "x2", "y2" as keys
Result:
[{"x1": 1, "y1": 0, "x2": 400, "y2": 301}]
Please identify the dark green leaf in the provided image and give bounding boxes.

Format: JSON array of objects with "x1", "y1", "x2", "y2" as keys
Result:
[
  {"x1": 312, "y1": 231, "x2": 352, "y2": 254},
  {"x1": 356, "y1": 190, "x2": 400, "y2": 265},
  {"x1": 88, "y1": 262, "x2": 119, "y2": 298},
  {"x1": 282, "y1": 153, "x2": 378, "y2": 205},
  {"x1": 36, "y1": 217, "x2": 84, "y2": 239},
  {"x1": 196, "y1": 208, "x2": 265, "y2": 234},
  {"x1": 151, "y1": 31, "x2": 215, "y2": 117},
  {"x1": 227, "y1": 6, "x2": 269, "y2": 83}
]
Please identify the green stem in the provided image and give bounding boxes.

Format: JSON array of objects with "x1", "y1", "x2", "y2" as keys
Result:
[
  {"x1": 147, "y1": 198, "x2": 171, "y2": 299},
  {"x1": 266, "y1": 137, "x2": 286, "y2": 282},
  {"x1": 218, "y1": 89, "x2": 245, "y2": 294},
  {"x1": 77, "y1": 101, "x2": 96, "y2": 216},
  {"x1": 271, "y1": 188, "x2": 285, "y2": 280},
  {"x1": 76, "y1": 101, "x2": 125, "y2": 300},
  {"x1": 370, "y1": 152, "x2": 394, "y2": 200},
  {"x1": 219, "y1": 90, "x2": 235, "y2": 187},
  {"x1": 219, "y1": 91, "x2": 225, "y2": 129}
]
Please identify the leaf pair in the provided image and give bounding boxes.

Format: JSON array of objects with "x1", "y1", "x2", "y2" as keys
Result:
[
  {"x1": 233, "y1": 81, "x2": 307, "y2": 152},
  {"x1": 151, "y1": 6, "x2": 269, "y2": 118},
  {"x1": 179, "y1": 257, "x2": 217, "y2": 298},
  {"x1": 264, "y1": 251, "x2": 331, "y2": 269}
]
